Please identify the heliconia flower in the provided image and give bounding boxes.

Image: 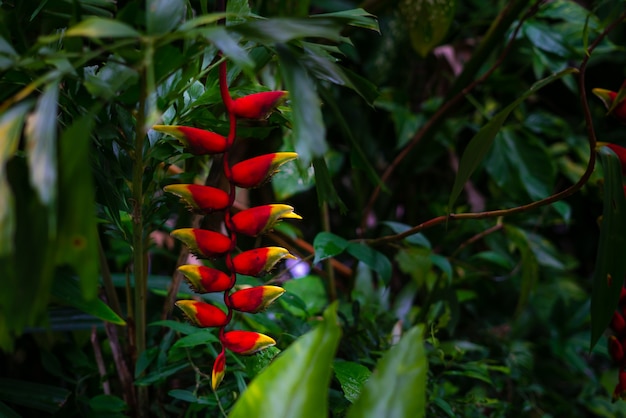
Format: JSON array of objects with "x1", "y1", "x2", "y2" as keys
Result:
[
  {"x1": 212, "y1": 351, "x2": 226, "y2": 390},
  {"x1": 232, "y1": 247, "x2": 296, "y2": 276},
  {"x1": 609, "y1": 335, "x2": 625, "y2": 364},
  {"x1": 153, "y1": 125, "x2": 228, "y2": 155},
  {"x1": 231, "y1": 91, "x2": 288, "y2": 120},
  {"x1": 171, "y1": 228, "x2": 231, "y2": 259},
  {"x1": 612, "y1": 311, "x2": 626, "y2": 334},
  {"x1": 177, "y1": 265, "x2": 231, "y2": 293},
  {"x1": 222, "y1": 330, "x2": 276, "y2": 355},
  {"x1": 229, "y1": 286, "x2": 286, "y2": 313},
  {"x1": 163, "y1": 184, "x2": 230, "y2": 213},
  {"x1": 175, "y1": 300, "x2": 228, "y2": 327},
  {"x1": 231, "y1": 152, "x2": 298, "y2": 188},
  {"x1": 592, "y1": 83, "x2": 626, "y2": 123},
  {"x1": 230, "y1": 204, "x2": 301, "y2": 236}
]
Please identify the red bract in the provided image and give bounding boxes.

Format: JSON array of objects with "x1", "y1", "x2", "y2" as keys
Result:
[
  {"x1": 164, "y1": 184, "x2": 230, "y2": 213},
  {"x1": 231, "y1": 204, "x2": 301, "y2": 236},
  {"x1": 222, "y1": 330, "x2": 276, "y2": 355},
  {"x1": 212, "y1": 351, "x2": 226, "y2": 390},
  {"x1": 231, "y1": 152, "x2": 298, "y2": 188},
  {"x1": 229, "y1": 286, "x2": 285, "y2": 313},
  {"x1": 178, "y1": 265, "x2": 231, "y2": 293},
  {"x1": 231, "y1": 91, "x2": 288, "y2": 120},
  {"x1": 609, "y1": 335, "x2": 625, "y2": 364},
  {"x1": 232, "y1": 247, "x2": 295, "y2": 276},
  {"x1": 171, "y1": 228, "x2": 231, "y2": 259},
  {"x1": 612, "y1": 311, "x2": 626, "y2": 334},
  {"x1": 153, "y1": 125, "x2": 228, "y2": 154},
  {"x1": 593, "y1": 85, "x2": 626, "y2": 124},
  {"x1": 175, "y1": 300, "x2": 228, "y2": 327},
  {"x1": 601, "y1": 143, "x2": 626, "y2": 174}
]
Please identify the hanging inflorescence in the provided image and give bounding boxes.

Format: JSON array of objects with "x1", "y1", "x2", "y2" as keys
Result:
[{"x1": 154, "y1": 58, "x2": 299, "y2": 389}]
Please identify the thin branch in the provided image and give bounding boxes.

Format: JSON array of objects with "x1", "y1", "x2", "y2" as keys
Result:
[
  {"x1": 360, "y1": 0, "x2": 547, "y2": 233},
  {"x1": 91, "y1": 327, "x2": 111, "y2": 395},
  {"x1": 368, "y1": 10, "x2": 626, "y2": 247}
]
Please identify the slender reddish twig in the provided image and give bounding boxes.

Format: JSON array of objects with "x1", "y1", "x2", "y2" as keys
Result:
[
  {"x1": 368, "y1": 10, "x2": 626, "y2": 247},
  {"x1": 360, "y1": 0, "x2": 547, "y2": 233}
]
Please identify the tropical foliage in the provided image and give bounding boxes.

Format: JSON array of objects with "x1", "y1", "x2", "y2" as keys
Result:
[{"x1": 2, "y1": 0, "x2": 626, "y2": 417}]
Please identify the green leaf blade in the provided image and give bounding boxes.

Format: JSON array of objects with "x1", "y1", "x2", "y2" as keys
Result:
[
  {"x1": 347, "y1": 325, "x2": 427, "y2": 418},
  {"x1": 229, "y1": 303, "x2": 341, "y2": 418},
  {"x1": 590, "y1": 146, "x2": 626, "y2": 350}
]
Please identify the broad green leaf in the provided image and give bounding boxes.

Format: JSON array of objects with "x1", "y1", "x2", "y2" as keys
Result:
[
  {"x1": 311, "y1": 8, "x2": 380, "y2": 33},
  {"x1": 346, "y1": 242, "x2": 392, "y2": 285},
  {"x1": 0, "y1": 378, "x2": 70, "y2": 413},
  {"x1": 147, "y1": 0, "x2": 185, "y2": 35},
  {"x1": 226, "y1": 0, "x2": 252, "y2": 26},
  {"x1": 0, "y1": 102, "x2": 31, "y2": 256},
  {"x1": 229, "y1": 303, "x2": 341, "y2": 418},
  {"x1": 0, "y1": 159, "x2": 56, "y2": 351},
  {"x1": 231, "y1": 18, "x2": 345, "y2": 44},
  {"x1": 282, "y1": 275, "x2": 328, "y2": 316},
  {"x1": 505, "y1": 225, "x2": 539, "y2": 316},
  {"x1": 65, "y1": 17, "x2": 140, "y2": 38},
  {"x1": 277, "y1": 45, "x2": 327, "y2": 167},
  {"x1": 25, "y1": 80, "x2": 58, "y2": 207},
  {"x1": 313, "y1": 231, "x2": 349, "y2": 264},
  {"x1": 590, "y1": 146, "x2": 626, "y2": 350},
  {"x1": 89, "y1": 395, "x2": 128, "y2": 413},
  {"x1": 51, "y1": 274, "x2": 126, "y2": 325},
  {"x1": 400, "y1": 0, "x2": 456, "y2": 57},
  {"x1": 448, "y1": 67, "x2": 577, "y2": 211},
  {"x1": 56, "y1": 115, "x2": 100, "y2": 299},
  {"x1": 334, "y1": 360, "x2": 372, "y2": 403},
  {"x1": 347, "y1": 325, "x2": 427, "y2": 418},
  {"x1": 485, "y1": 128, "x2": 556, "y2": 200}
]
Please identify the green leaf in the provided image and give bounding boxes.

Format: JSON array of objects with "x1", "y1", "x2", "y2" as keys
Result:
[
  {"x1": 346, "y1": 242, "x2": 392, "y2": 285},
  {"x1": 25, "y1": 80, "x2": 58, "y2": 207},
  {"x1": 282, "y1": 275, "x2": 328, "y2": 316},
  {"x1": 313, "y1": 231, "x2": 349, "y2": 264},
  {"x1": 347, "y1": 325, "x2": 427, "y2": 418},
  {"x1": 171, "y1": 331, "x2": 219, "y2": 348},
  {"x1": 56, "y1": 114, "x2": 100, "y2": 299},
  {"x1": 204, "y1": 28, "x2": 254, "y2": 71},
  {"x1": 0, "y1": 401, "x2": 20, "y2": 418},
  {"x1": 229, "y1": 303, "x2": 341, "y2": 418},
  {"x1": 401, "y1": 0, "x2": 456, "y2": 57},
  {"x1": 147, "y1": 0, "x2": 185, "y2": 35},
  {"x1": 0, "y1": 378, "x2": 70, "y2": 413},
  {"x1": 277, "y1": 45, "x2": 328, "y2": 167},
  {"x1": 505, "y1": 225, "x2": 539, "y2": 316},
  {"x1": 382, "y1": 221, "x2": 431, "y2": 248},
  {"x1": 231, "y1": 18, "x2": 345, "y2": 45},
  {"x1": 448, "y1": 67, "x2": 577, "y2": 211},
  {"x1": 51, "y1": 274, "x2": 126, "y2": 325},
  {"x1": 334, "y1": 360, "x2": 372, "y2": 403},
  {"x1": 89, "y1": 395, "x2": 128, "y2": 413},
  {"x1": 311, "y1": 8, "x2": 380, "y2": 33},
  {"x1": 65, "y1": 17, "x2": 140, "y2": 38},
  {"x1": 312, "y1": 157, "x2": 346, "y2": 211},
  {"x1": 0, "y1": 102, "x2": 31, "y2": 256},
  {"x1": 149, "y1": 319, "x2": 200, "y2": 335},
  {"x1": 590, "y1": 146, "x2": 626, "y2": 350}
]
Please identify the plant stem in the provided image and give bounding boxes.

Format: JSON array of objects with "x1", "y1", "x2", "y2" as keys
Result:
[{"x1": 132, "y1": 40, "x2": 154, "y2": 416}]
